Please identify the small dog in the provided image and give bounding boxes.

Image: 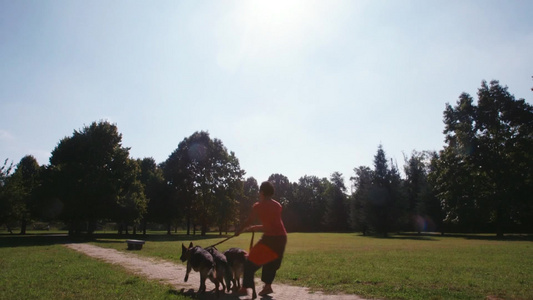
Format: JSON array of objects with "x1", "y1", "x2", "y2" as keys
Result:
[
  {"x1": 180, "y1": 242, "x2": 220, "y2": 297},
  {"x1": 205, "y1": 246, "x2": 232, "y2": 292},
  {"x1": 223, "y1": 247, "x2": 248, "y2": 292}
]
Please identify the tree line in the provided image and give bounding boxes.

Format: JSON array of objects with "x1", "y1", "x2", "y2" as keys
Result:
[{"x1": 1, "y1": 80, "x2": 531, "y2": 237}]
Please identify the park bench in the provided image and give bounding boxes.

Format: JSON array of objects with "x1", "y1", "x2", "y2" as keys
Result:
[{"x1": 126, "y1": 239, "x2": 145, "y2": 250}]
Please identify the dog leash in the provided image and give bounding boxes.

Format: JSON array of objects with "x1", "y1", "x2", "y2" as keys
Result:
[
  {"x1": 206, "y1": 230, "x2": 256, "y2": 250},
  {"x1": 207, "y1": 234, "x2": 237, "y2": 248}
]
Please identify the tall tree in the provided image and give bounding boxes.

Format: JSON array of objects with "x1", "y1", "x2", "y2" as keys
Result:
[
  {"x1": 356, "y1": 145, "x2": 405, "y2": 236},
  {"x1": 0, "y1": 159, "x2": 16, "y2": 233},
  {"x1": 475, "y1": 80, "x2": 533, "y2": 236},
  {"x1": 434, "y1": 80, "x2": 533, "y2": 236},
  {"x1": 322, "y1": 172, "x2": 350, "y2": 232},
  {"x1": 11, "y1": 155, "x2": 41, "y2": 234},
  {"x1": 48, "y1": 121, "x2": 146, "y2": 235},
  {"x1": 370, "y1": 145, "x2": 394, "y2": 235},
  {"x1": 139, "y1": 157, "x2": 177, "y2": 235},
  {"x1": 287, "y1": 175, "x2": 328, "y2": 232},
  {"x1": 404, "y1": 151, "x2": 442, "y2": 233},
  {"x1": 404, "y1": 152, "x2": 426, "y2": 227},
  {"x1": 432, "y1": 93, "x2": 482, "y2": 232},
  {"x1": 268, "y1": 173, "x2": 292, "y2": 206},
  {"x1": 213, "y1": 152, "x2": 243, "y2": 235},
  {"x1": 163, "y1": 131, "x2": 244, "y2": 235},
  {"x1": 114, "y1": 158, "x2": 147, "y2": 234},
  {"x1": 238, "y1": 177, "x2": 258, "y2": 226},
  {"x1": 350, "y1": 166, "x2": 373, "y2": 235}
]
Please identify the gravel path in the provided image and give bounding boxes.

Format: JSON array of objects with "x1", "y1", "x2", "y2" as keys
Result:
[{"x1": 65, "y1": 243, "x2": 369, "y2": 300}]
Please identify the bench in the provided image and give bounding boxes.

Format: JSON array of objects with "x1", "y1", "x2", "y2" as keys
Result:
[{"x1": 126, "y1": 239, "x2": 145, "y2": 250}]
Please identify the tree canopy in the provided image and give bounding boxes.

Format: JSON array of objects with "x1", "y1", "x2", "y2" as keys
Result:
[
  {"x1": 432, "y1": 80, "x2": 533, "y2": 236},
  {"x1": 47, "y1": 121, "x2": 147, "y2": 235},
  {"x1": 1, "y1": 79, "x2": 531, "y2": 237},
  {"x1": 162, "y1": 131, "x2": 244, "y2": 235}
]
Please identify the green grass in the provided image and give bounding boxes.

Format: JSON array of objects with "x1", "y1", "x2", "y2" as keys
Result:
[
  {"x1": 280, "y1": 233, "x2": 532, "y2": 300},
  {"x1": 0, "y1": 234, "x2": 190, "y2": 300},
  {"x1": 86, "y1": 231, "x2": 533, "y2": 300},
  {"x1": 1, "y1": 232, "x2": 531, "y2": 299}
]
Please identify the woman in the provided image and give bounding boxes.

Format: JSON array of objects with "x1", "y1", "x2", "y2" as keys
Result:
[{"x1": 236, "y1": 181, "x2": 287, "y2": 297}]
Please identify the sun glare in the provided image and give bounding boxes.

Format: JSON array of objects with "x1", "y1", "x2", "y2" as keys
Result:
[
  {"x1": 242, "y1": 0, "x2": 318, "y2": 45},
  {"x1": 216, "y1": 0, "x2": 346, "y2": 72}
]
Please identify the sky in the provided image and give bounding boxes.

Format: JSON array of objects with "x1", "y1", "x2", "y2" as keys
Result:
[{"x1": 1, "y1": 0, "x2": 532, "y2": 186}]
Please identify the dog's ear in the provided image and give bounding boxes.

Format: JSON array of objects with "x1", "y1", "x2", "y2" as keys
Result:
[{"x1": 189, "y1": 242, "x2": 193, "y2": 248}]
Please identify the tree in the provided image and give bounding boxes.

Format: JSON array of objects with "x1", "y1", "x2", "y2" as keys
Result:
[
  {"x1": 48, "y1": 121, "x2": 147, "y2": 235},
  {"x1": 368, "y1": 145, "x2": 394, "y2": 236},
  {"x1": 404, "y1": 151, "x2": 442, "y2": 233},
  {"x1": 322, "y1": 172, "x2": 350, "y2": 232},
  {"x1": 475, "y1": 80, "x2": 533, "y2": 236},
  {"x1": 11, "y1": 155, "x2": 41, "y2": 234},
  {"x1": 114, "y1": 158, "x2": 147, "y2": 234},
  {"x1": 163, "y1": 131, "x2": 244, "y2": 235},
  {"x1": 433, "y1": 80, "x2": 533, "y2": 236},
  {"x1": 286, "y1": 175, "x2": 328, "y2": 232},
  {"x1": 268, "y1": 174, "x2": 292, "y2": 207},
  {"x1": 353, "y1": 145, "x2": 404, "y2": 236},
  {"x1": 350, "y1": 166, "x2": 373, "y2": 235},
  {"x1": 432, "y1": 93, "x2": 482, "y2": 232},
  {"x1": 213, "y1": 152, "x2": 243, "y2": 235},
  {"x1": 0, "y1": 159, "x2": 16, "y2": 233},
  {"x1": 388, "y1": 158, "x2": 407, "y2": 231},
  {"x1": 238, "y1": 177, "x2": 258, "y2": 227},
  {"x1": 139, "y1": 157, "x2": 177, "y2": 235}
]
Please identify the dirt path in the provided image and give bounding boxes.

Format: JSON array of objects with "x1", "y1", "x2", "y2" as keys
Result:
[{"x1": 65, "y1": 243, "x2": 369, "y2": 300}]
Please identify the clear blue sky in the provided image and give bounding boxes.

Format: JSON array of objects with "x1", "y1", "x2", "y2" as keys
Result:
[{"x1": 1, "y1": 0, "x2": 532, "y2": 185}]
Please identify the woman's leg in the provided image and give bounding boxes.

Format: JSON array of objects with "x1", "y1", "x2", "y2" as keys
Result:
[
  {"x1": 261, "y1": 257, "x2": 282, "y2": 284},
  {"x1": 242, "y1": 259, "x2": 260, "y2": 288}
]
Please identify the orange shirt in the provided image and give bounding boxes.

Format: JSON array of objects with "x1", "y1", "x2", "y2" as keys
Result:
[{"x1": 252, "y1": 199, "x2": 287, "y2": 236}]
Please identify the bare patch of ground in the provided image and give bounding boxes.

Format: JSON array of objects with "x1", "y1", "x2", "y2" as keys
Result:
[{"x1": 65, "y1": 243, "x2": 369, "y2": 300}]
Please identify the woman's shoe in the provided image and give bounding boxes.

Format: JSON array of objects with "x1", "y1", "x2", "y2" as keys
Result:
[
  {"x1": 236, "y1": 287, "x2": 249, "y2": 296},
  {"x1": 258, "y1": 286, "x2": 273, "y2": 296}
]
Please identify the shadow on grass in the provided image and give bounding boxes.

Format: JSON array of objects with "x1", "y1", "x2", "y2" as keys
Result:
[
  {"x1": 438, "y1": 233, "x2": 533, "y2": 242},
  {"x1": 361, "y1": 234, "x2": 438, "y2": 241},
  {"x1": 0, "y1": 232, "x2": 237, "y2": 248},
  {"x1": 0, "y1": 233, "x2": 70, "y2": 248},
  {"x1": 171, "y1": 288, "x2": 244, "y2": 300},
  {"x1": 360, "y1": 232, "x2": 533, "y2": 242}
]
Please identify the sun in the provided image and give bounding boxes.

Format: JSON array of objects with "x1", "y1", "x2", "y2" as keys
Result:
[{"x1": 241, "y1": 0, "x2": 317, "y2": 43}]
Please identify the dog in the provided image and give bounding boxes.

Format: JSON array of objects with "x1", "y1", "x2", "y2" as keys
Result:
[
  {"x1": 223, "y1": 247, "x2": 248, "y2": 292},
  {"x1": 180, "y1": 242, "x2": 220, "y2": 297},
  {"x1": 205, "y1": 246, "x2": 232, "y2": 293}
]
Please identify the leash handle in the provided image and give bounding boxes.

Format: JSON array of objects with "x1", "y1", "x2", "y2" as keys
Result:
[{"x1": 249, "y1": 231, "x2": 255, "y2": 252}]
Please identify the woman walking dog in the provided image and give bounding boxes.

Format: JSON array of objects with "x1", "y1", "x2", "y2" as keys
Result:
[{"x1": 236, "y1": 181, "x2": 287, "y2": 297}]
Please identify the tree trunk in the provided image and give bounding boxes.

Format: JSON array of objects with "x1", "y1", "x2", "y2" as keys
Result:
[
  {"x1": 142, "y1": 219, "x2": 147, "y2": 235},
  {"x1": 87, "y1": 221, "x2": 96, "y2": 235},
  {"x1": 20, "y1": 219, "x2": 27, "y2": 235},
  {"x1": 496, "y1": 203, "x2": 504, "y2": 239}
]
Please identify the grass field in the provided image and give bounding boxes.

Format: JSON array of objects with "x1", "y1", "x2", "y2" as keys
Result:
[
  {"x1": 0, "y1": 234, "x2": 189, "y2": 300},
  {"x1": 1, "y1": 231, "x2": 532, "y2": 299}
]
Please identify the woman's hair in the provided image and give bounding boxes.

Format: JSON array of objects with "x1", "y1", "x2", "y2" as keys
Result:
[{"x1": 259, "y1": 181, "x2": 275, "y2": 197}]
